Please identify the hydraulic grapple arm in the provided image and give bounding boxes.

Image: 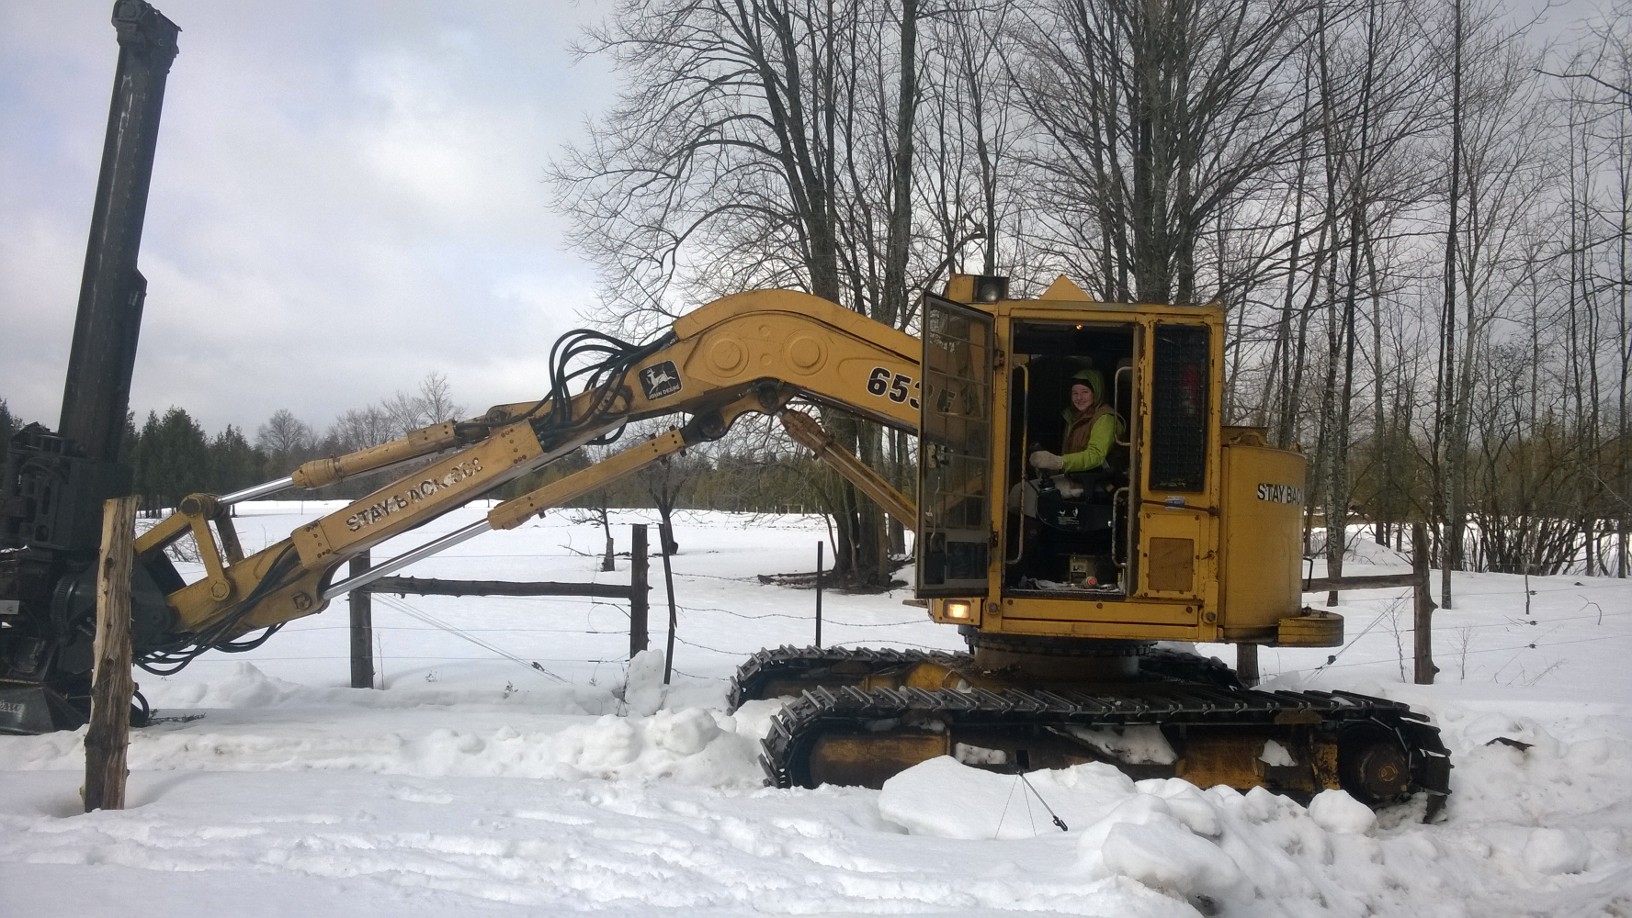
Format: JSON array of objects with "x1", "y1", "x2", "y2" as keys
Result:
[{"x1": 121, "y1": 289, "x2": 925, "y2": 673}]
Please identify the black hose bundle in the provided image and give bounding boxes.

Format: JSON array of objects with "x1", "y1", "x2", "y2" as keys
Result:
[
  {"x1": 136, "y1": 545, "x2": 298, "y2": 675},
  {"x1": 529, "y1": 326, "x2": 676, "y2": 449}
]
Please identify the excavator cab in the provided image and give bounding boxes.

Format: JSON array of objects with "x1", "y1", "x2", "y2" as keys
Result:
[
  {"x1": 917, "y1": 274, "x2": 1335, "y2": 651},
  {"x1": 914, "y1": 276, "x2": 1145, "y2": 606}
]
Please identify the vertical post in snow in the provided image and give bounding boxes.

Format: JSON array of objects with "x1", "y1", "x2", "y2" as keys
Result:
[
  {"x1": 629, "y1": 525, "x2": 649, "y2": 658},
  {"x1": 1236, "y1": 644, "x2": 1260, "y2": 687},
  {"x1": 814, "y1": 542, "x2": 824, "y2": 649},
  {"x1": 660, "y1": 520, "x2": 678, "y2": 684},
  {"x1": 1412, "y1": 523, "x2": 1437, "y2": 685},
  {"x1": 85, "y1": 495, "x2": 138, "y2": 813},
  {"x1": 349, "y1": 552, "x2": 374, "y2": 689}
]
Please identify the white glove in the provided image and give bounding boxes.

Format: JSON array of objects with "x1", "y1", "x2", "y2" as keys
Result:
[{"x1": 1030, "y1": 450, "x2": 1064, "y2": 471}]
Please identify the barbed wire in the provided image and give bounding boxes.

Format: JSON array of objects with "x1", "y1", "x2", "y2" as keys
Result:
[
  {"x1": 1422, "y1": 607, "x2": 1630, "y2": 632},
  {"x1": 1271, "y1": 632, "x2": 1627, "y2": 678},
  {"x1": 341, "y1": 592, "x2": 929, "y2": 630},
  {"x1": 177, "y1": 654, "x2": 624, "y2": 665},
  {"x1": 291, "y1": 623, "x2": 629, "y2": 635},
  {"x1": 286, "y1": 603, "x2": 1626, "y2": 642},
  {"x1": 372, "y1": 594, "x2": 569, "y2": 682},
  {"x1": 1307, "y1": 580, "x2": 1632, "y2": 601}
]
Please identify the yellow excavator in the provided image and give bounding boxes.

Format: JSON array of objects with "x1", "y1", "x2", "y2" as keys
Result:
[{"x1": 0, "y1": 275, "x2": 1449, "y2": 813}]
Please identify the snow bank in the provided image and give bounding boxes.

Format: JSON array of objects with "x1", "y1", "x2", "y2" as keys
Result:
[
  {"x1": 5, "y1": 506, "x2": 1632, "y2": 916},
  {"x1": 875, "y1": 754, "x2": 1632, "y2": 915}
]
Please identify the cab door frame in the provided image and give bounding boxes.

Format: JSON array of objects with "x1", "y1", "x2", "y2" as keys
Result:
[{"x1": 914, "y1": 292, "x2": 997, "y2": 597}]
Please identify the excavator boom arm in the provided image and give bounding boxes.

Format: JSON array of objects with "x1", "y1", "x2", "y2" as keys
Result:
[{"x1": 141, "y1": 289, "x2": 924, "y2": 653}]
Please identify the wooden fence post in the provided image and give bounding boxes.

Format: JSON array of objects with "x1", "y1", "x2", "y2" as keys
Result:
[
  {"x1": 349, "y1": 551, "x2": 375, "y2": 689},
  {"x1": 85, "y1": 495, "x2": 138, "y2": 812},
  {"x1": 1236, "y1": 644, "x2": 1260, "y2": 687},
  {"x1": 629, "y1": 525, "x2": 649, "y2": 658},
  {"x1": 349, "y1": 527, "x2": 663, "y2": 671},
  {"x1": 1412, "y1": 523, "x2": 1437, "y2": 685}
]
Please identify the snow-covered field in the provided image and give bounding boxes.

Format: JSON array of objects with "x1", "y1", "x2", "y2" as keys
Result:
[{"x1": 3, "y1": 502, "x2": 1629, "y2": 917}]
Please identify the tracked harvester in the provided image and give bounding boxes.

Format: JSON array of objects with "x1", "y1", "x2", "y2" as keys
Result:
[
  {"x1": 1, "y1": 274, "x2": 1449, "y2": 814},
  {"x1": 724, "y1": 276, "x2": 1448, "y2": 814}
]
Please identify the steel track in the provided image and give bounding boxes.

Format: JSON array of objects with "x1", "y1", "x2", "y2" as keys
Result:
[{"x1": 731, "y1": 645, "x2": 1451, "y2": 816}]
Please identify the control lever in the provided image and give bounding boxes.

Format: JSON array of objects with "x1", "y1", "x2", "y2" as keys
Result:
[{"x1": 1028, "y1": 442, "x2": 1058, "y2": 495}]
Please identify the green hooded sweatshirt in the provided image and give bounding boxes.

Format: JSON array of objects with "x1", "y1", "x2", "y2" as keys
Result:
[{"x1": 1059, "y1": 367, "x2": 1125, "y2": 474}]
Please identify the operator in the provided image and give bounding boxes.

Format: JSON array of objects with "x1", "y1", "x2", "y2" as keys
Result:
[
  {"x1": 1007, "y1": 365, "x2": 1126, "y2": 587},
  {"x1": 1029, "y1": 366, "x2": 1125, "y2": 486}
]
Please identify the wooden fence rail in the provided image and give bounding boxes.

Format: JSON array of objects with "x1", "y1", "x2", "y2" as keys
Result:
[
  {"x1": 1238, "y1": 524, "x2": 1436, "y2": 687},
  {"x1": 1305, "y1": 522, "x2": 1437, "y2": 685},
  {"x1": 347, "y1": 524, "x2": 652, "y2": 688}
]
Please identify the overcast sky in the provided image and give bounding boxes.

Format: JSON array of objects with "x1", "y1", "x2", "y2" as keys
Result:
[
  {"x1": 0, "y1": 0, "x2": 1600, "y2": 444},
  {"x1": 0, "y1": 0, "x2": 616, "y2": 438}
]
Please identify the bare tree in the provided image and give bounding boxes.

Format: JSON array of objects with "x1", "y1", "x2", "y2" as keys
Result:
[
  {"x1": 628, "y1": 421, "x2": 700, "y2": 555},
  {"x1": 1429, "y1": 0, "x2": 1552, "y2": 605},
  {"x1": 330, "y1": 405, "x2": 395, "y2": 453},
  {"x1": 1307, "y1": 0, "x2": 1441, "y2": 591},
  {"x1": 382, "y1": 371, "x2": 463, "y2": 435},
  {"x1": 555, "y1": 0, "x2": 928, "y2": 584},
  {"x1": 918, "y1": 2, "x2": 1025, "y2": 279},
  {"x1": 255, "y1": 408, "x2": 314, "y2": 469},
  {"x1": 554, "y1": 0, "x2": 857, "y2": 326},
  {"x1": 1547, "y1": 7, "x2": 1632, "y2": 576},
  {"x1": 1010, "y1": 0, "x2": 1316, "y2": 305}
]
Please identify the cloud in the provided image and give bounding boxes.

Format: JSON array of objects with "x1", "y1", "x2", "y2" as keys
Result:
[{"x1": 0, "y1": 0, "x2": 617, "y2": 437}]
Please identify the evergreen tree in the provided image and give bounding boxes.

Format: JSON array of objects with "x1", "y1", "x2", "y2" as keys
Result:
[
  {"x1": 129, "y1": 410, "x2": 160, "y2": 511},
  {"x1": 209, "y1": 424, "x2": 262, "y2": 495},
  {"x1": 132, "y1": 408, "x2": 210, "y2": 511},
  {"x1": 0, "y1": 398, "x2": 16, "y2": 465},
  {"x1": 116, "y1": 411, "x2": 139, "y2": 469}
]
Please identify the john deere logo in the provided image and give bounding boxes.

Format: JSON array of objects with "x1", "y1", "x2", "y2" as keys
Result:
[{"x1": 639, "y1": 361, "x2": 682, "y2": 400}]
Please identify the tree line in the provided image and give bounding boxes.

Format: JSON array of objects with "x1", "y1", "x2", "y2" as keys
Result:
[
  {"x1": 551, "y1": 0, "x2": 1632, "y2": 594},
  {"x1": 9, "y1": 0, "x2": 1630, "y2": 593},
  {"x1": 0, "y1": 391, "x2": 836, "y2": 521},
  {"x1": 2, "y1": 376, "x2": 464, "y2": 513}
]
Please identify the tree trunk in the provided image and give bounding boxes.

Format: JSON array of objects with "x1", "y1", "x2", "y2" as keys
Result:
[{"x1": 1437, "y1": 0, "x2": 1465, "y2": 609}]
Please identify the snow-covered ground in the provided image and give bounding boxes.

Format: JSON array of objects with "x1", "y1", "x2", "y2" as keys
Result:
[{"x1": 3, "y1": 503, "x2": 1629, "y2": 917}]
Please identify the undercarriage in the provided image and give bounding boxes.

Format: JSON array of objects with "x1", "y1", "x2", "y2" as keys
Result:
[{"x1": 730, "y1": 643, "x2": 1451, "y2": 818}]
